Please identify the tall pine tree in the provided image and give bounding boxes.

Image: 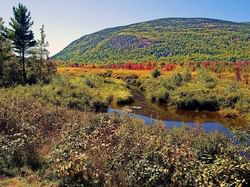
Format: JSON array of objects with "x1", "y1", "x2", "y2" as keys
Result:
[{"x1": 9, "y1": 3, "x2": 36, "y2": 83}]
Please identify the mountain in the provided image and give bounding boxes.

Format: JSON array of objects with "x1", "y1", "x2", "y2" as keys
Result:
[{"x1": 53, "y1": 18, "x2": 250, "y2": 64}]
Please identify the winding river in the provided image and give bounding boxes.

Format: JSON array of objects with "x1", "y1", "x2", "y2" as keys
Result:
[{"x1": 108, "y1": 88, "x2": 247, "y2": 136}]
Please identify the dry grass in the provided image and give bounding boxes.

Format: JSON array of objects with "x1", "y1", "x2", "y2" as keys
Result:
[
  {"x1": 57, "y1": 67, "x2": 242, "y2": 82},
  {"x1": 57, "y1": 67, "x2": 174, "y2": 78}
]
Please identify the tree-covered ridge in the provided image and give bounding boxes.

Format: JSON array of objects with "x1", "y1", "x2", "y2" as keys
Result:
[{"x1": 53, "y1": 18, "x2": 250, "y2": 64}]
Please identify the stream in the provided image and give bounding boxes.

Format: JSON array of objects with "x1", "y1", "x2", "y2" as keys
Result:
[{"x1": 108, "y1": 88, "x2": 247, "y2": 136}]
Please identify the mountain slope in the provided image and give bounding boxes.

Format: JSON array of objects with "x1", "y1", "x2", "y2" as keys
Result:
[{"x1": 54, "y1": 18, "x2": 250, "y2": 64}]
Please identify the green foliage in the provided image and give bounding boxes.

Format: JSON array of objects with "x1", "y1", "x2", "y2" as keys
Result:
[
  {"x1": 0, "y1": 7, "x2": 54, "y2": 87},
  {"x1": 171, "y1": 83, "x2": 219, "y2": 111},
  {"x1": 1, "y1": 74, "x2": 132, "y2": 111},
  {"x1": 169, "y1": 73, "x2": 184, "y2": 86},
  {"x1": 0, "y1": 18, "x2": 13, "y2": 86},
  {"x1": 116, "y1": 95, "x2": 134, "y2": 105},
  {"x1": 151, "y1": 88, "x2": 169, "y2": 104},
  {"x1": 9, "y1": 3, "x2": 36, "y2": 82},
  {"x1": 0, "y1": 91, "x2": 89, "y2": 177},
  {"x1": 53, "y1": 18, "x2": 250, "y2": 64},
  {"x1": 98, "y1": 70, "x2": 112, "y2": 77},
  {"x1": 196, "y1": 68, "x2": 217, "y2": 88},
  {"x1": 182, "y1": 68, "x2": 192, "y2": 82},
  {"x1": 140, "y1": 70, "x2": 250, "y2": 115},
  {"x1": 29, "y1": 25, "x2": 54, "y2": 84},
  {"x1": 0, "y1": 58, "x2": 22, "y2": 87},
  {"x1": 0, "y1": 96, "x2": 49, "y2": 176},
  {"x1": 151, "y1": 68, "x2": 161, "y2": 78}
]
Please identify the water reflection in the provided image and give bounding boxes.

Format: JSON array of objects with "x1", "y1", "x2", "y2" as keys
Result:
[{"x1": 108, "y1": 108, "x2": 232, "y2": 136}]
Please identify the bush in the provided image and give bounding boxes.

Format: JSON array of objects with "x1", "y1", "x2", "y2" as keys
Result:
[
  {"x1": 196, "y1": 68, "x2": 217, "y2": 88},
  {"x1": 84, "y1": 77, "x2": 96, "y2": 88},
  {"x1": 49, "y1": 114, "x2": 250, "y2": 186},
  {"x1": 116, "y1": 95, "x2": 134, "y2": 105},
  {"x1": 151, "y1": 89, "x2": 169, "y2": 104},
  {"x1": 169, "y1": 73, "x2": 183, "y2": 86},
  {"x1": 171, "y1": 83, "x2": 219, "y2": 111},
  {"x1": 0, "y1": 92, "x2": 91, "y2": 177},
  {"x1": 152, "y1": 69, "x2": 161, "y2": 78},
  {"x1": 99, "y1": 70, "x2": 113, "y2": 77},
  {"x1": 0, "y1": 98, "x2": 40, "y2": 176},
  {"x1": 0, "y1": 58, "x2": 22, "y2": 87}
]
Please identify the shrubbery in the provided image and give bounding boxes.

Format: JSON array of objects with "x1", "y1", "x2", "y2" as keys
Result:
[
  {"x1": 140, "y1": 68, "x2": 250, "y2": 120},
  {"x1": 48, "y1": 113, "x2": 250, "y2": 186},
  {"x1": 171, "y1": 83, "x2": 219, "y2": 111},
  {"x1": 0, "y1": 94, "x2": 68, "y2": 176},
  {"x1": 1, "y1": 74, "x2": 133, "y2": 112}
]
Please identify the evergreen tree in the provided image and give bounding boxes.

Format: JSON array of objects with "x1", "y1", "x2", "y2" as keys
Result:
[
  {"x1": 0, "y1": 18, "x2": 11, "y2": 84},
  {"x1": 9, "y1": 3, "x2": 36, "y2": 83}
]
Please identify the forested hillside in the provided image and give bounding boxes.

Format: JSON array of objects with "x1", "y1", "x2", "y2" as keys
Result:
[{"x1": 54, "y1": 18, "x2": 250, "y2": 64}]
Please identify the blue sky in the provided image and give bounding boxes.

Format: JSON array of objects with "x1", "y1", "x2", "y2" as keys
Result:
[{"x1": 1, "y1": 0, "x2": 250, "y2": 55}]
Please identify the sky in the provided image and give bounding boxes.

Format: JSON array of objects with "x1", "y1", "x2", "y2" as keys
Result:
[{"x1": 1, "y1": 0, "x2": 250, "y2": 55}]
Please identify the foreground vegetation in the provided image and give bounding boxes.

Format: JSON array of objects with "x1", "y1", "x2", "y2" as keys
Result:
[{"x1": 0, "y1": 92, "x2": 249, "y2": 186}]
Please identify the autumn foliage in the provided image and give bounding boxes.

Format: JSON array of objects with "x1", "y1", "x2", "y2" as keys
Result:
[{"x1": 234, "y1": 61, "x2": 250, "y2": 84}]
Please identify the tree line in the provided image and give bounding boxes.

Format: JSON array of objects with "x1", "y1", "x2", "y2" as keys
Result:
[{"x1": 0, "y1": 3, "x2": 56, "y2": 87}]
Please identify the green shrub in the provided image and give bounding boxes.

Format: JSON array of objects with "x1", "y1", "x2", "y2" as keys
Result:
[
  {"x1": 152, "y1": 69, "x2": 161, "y2": 78},
  {"x1": 196, "y1": 68, "x2": 217, "y2": 88},
  {"x1": 84, "y1": 77, "x2": 96, "y2": 88},
  {"x1": 0, "y1": 89, "x2": 249, "y2": 186},
  {"x1": 151, "y1": 89, "x2": 169, "y2": 104},
  {"x1": 116, "y1": 95, "x2": 134, "y2": 105},
  {"x1": 169, "y1": 73, "x2": 183, "y2": 86},
  {"x1": 171, "y1": 83, "x2": 219, "y2": 111}
]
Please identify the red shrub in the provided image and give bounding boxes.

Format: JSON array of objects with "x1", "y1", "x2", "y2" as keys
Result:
[{"x1": 163, "y1": 64, "x2": 176, "y2": 71}]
